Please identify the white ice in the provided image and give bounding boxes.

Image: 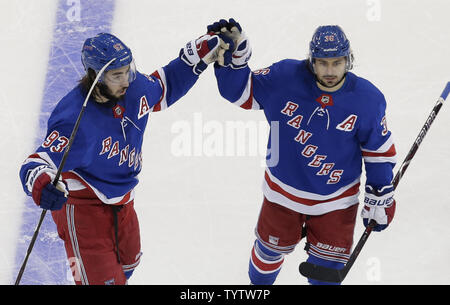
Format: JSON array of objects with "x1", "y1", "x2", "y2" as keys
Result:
[{"x1": 1, "y1": 0, "x2": 449, "y2": 285}]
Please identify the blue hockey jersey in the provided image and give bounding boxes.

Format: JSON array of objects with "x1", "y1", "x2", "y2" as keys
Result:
[
  {"x1": 20, "y1": 57, "x2": 199, "y2": 205},
  {"x1": 215, "y1": 59, "x2": 397, "y2": 215}
]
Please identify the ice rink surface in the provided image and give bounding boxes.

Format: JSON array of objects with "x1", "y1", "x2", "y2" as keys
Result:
[{"x1": 0, "y1": 0, "x2": 449, "y2": 285}]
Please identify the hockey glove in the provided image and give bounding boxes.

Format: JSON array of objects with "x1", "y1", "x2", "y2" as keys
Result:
[
  {"x1": 361, "y1": 185, "x2": 396, "y2": 232},
  {"x1": 180, "y1": 33, "x2": 229, "y2": 75},
  {"x1": 207, "y1": 18, "x2": 252, "y2": 69},
  {"x1": 30, "y1": 166, "x2": 68, "y2": 211}
]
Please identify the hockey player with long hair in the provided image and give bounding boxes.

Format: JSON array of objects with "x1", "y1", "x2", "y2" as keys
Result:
[{"x1": 19, "y1": 32, "x2": 227, "y2": 285}]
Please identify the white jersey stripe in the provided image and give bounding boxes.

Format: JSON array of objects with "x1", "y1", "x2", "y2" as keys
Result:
[
  {"x1": 68, "y1": 170, "x2": 134, "y2": 205},
  {"x1": 154, "y1": 67, "x2": 168, "y2": 111},
  {"x1": 262, "y1": 169, "x2": 360, "y2": 215},
  {"x1": 263, "y1": 179, "x2": 359, "y2": 215},
  {"x1": 66, "y1": 204, "x2": 89, "y2": 285},
  {"x1": 234, "y1": 71, "x2": 252, "y2": 107},
  {"x1": 265, "y1": 168, "x2": 360, "y2": 201},
  {"x1": 232, "y1": 72, "x2": 262, "y2": 110},
  {"x1": 361, "y1": 134, "x2": 394, "y2": 153}
]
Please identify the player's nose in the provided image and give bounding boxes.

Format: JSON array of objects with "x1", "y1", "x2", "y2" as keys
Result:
[{"x1": 326, "y1": 64, "x2": 334, "y2": 74}]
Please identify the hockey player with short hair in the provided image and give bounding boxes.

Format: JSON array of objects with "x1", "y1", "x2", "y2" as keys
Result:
[
  {"x1": 19, "y1": 32, "x2": 227, "y2": 285},
  {"x1": 210, "y1": 19, "x2": 397, "y2": 285}
]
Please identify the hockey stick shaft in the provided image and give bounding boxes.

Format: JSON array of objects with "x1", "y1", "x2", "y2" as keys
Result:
[
  {"x1": 51, "y1": 58, "x2": 116, "y2": 187},
  {"x1": 14, "y1": 58, "x2": 116, "y2": 285},
  {"x1": 299, "y1": 81, "x2": 450, "y2": 283},
  {"x1": 346, "y1": 81, "x2": 450, "y2": 273},
  {"x1": 391, "y1": 84, "x2": 448, "y2": 189}
]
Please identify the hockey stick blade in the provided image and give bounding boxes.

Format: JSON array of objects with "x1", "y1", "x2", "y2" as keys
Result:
[
  {"x1": 299, "y1": 220, "x2": 374, "y2": 284},
  {"x1": 299, "y1": 262, "x2": 344, "y2": 283}
]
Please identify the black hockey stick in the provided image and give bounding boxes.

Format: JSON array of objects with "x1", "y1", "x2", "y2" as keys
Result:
[
  {"x1": 14, "y1": 58, "x2": 116, "y2": 285},
  {"x1": 299, "y1": 81, "x2": 450, "y2": 284}
]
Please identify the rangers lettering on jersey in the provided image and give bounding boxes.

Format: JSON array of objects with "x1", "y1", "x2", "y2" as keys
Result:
[
  {"x1": 281, "y1": 101, "x2": 299, "y2": 116},
  {"x1": 20, "y1": 57, "x2": 200, "y2": 205},
  {"x1": 214, "y1": 59, "x2": 396, "y2": 215},
  {"x1": 100, "y1": 136, "x2": 141, "y2": 169},
  {"x1": 281, "y1": 101, "x2": 344, "y2": 184}
]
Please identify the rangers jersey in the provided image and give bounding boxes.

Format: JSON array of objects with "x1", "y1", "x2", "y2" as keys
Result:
[
  {"x1": 215, "y1": 59, "x2": 397, "y2": 215},
  {"x1": 20, "y1": 57, "x2": 199, "y2": 205}
]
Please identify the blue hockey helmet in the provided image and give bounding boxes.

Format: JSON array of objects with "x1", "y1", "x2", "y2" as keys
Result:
[
  {"x1": 81, "y1": 33, "x2": 136, "y2": 83},
  {"x1": 308, "y1": 25, "x2": 353, "y2": 71}
]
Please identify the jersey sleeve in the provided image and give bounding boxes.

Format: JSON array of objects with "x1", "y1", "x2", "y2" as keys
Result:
[
  {"x1": 19, "y1": 121, "x2": 91, "y2": 196},
  {"x1": 144, "y1": 57, "x2": 200, "y2": 112},
  {"x1": 356, "y1": 91, "x2": 397, "y2": 188},
  {"x1": 214, "y1": 63, "x2": 280, "y2": 110}
]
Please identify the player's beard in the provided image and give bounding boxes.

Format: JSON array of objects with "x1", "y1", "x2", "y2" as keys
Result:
[
  {"x1": 97, "y1": 83, "x2": 128, "y2": 103},
  {"x1": 317, "y1": 74, "x2": 346, "y2": 89}
]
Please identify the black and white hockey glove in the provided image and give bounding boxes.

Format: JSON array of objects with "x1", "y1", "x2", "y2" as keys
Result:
[
  {"x1": 207, "y1": 18, "x2": 252, "y2": 69},
  {"x1": 180, "y1": 33, "x2": 229, "y2": 75}
]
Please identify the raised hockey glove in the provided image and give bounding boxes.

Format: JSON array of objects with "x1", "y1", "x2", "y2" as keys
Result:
[
  {"x1": 30, "y1": 166, "x2": 68, "y2": 211},
  {"x1": 207, "y1": 18, "x2": 252, "y2": 69},
  {"x1": 361, "y1": 185, "x2": 396, "y2": 232},
  {"x1": 180, "y1": 33, "x2": 229, "y2": 75}
]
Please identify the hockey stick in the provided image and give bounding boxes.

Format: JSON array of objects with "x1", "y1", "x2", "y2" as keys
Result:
[
  {"x1": 14, "y1": 58, "x2": 116, "y2": 285},
  {"x1": 299, "y1": 81, "x2": 450, "y2": 284}
]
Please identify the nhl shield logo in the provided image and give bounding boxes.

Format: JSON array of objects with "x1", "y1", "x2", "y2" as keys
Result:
[
  {"x1": 112, "y1": 104, "x2": 125, "y2": 119},
  {"x1": 308, "y1": 94, "x2": 334, "y2": 130},
  {"x1": 316, "y1": 94, "x2": 334, "y2": 109}
]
